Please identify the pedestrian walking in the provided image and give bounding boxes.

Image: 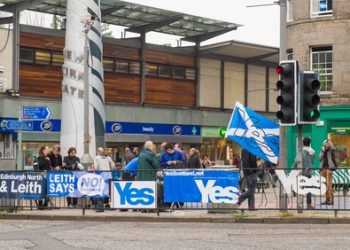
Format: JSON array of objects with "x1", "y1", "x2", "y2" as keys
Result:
[
  {"x1": 294, "y1": 136, "x2": 315, "y2": 209},
  {"x1": 237, "y1": 148, "x2": 257, "y2": 210},
  {"x1": 319, "y1": 139, "x2": 337, "y2": 205}
]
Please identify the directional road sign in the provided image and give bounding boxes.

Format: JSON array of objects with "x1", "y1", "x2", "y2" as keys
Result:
[
  {"x1": 0, "y1": 120, "x2": 33, "y2": 130},
  {"x1": 22, "y1": 106, "x2": 51, "y2": 120}
]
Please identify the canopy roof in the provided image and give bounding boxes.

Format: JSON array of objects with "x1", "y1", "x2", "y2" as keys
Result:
[{"x1": 0, "y1": 0, "x2": 241, "y2": 43}]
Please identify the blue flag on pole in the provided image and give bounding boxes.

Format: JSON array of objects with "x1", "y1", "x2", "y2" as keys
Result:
[{"x1": 225, "y1": 102, "x2": 280, "y2": 164}]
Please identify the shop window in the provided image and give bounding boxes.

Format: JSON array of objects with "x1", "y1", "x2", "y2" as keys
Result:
[
  {"x1": 35, "y1": 50, "x2": 51, "y2": 65},
  {"x1": 52, "y1": 52, "x2": 64, "y2": 66},
  {"x1": 20, "y1": 47, "x2": 35, "y2": 63},
  {"x1": 311, "y1": 0, "x2": 333, "y2": 17},
  {"x1": 173, "y1": 67, "x2": 186, "y2": 79},
  {"x1": 159, "y1": 65, "x2": 171, "y2": 78},
  {"x1": 115, "y1": 60, "x2": 129, "y2": 73},
  {"x1": 129, "y1": 61, "x2": 140, "y2": 75},
  {"x1": 146, "y1": 63, "x2": 158, "y2": 77},
  {"x1": 186, "y1": 68, "x2": 196, "y2": 80},
  {"x1": 103, "y1": 58, "x2": 114, "y2": 72},
  {"x1": 311, "y1": 46, "x2": 333, "y2": 91}
]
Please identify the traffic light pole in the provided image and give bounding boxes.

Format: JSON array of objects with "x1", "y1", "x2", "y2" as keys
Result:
[{"x1": 278, "y1": 0, "x2": 288, "y2": 211}]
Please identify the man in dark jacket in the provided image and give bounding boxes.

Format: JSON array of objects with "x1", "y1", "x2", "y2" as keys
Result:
[
  {"x1": 237, "y1": 148, "x2": 257, "y2": 210},
  {"x1": 188, "y1": 148, "x2": 201, "y2": 169},
  {"x1": 137, "y1": 141, "x2": 160, "y2": 181}
]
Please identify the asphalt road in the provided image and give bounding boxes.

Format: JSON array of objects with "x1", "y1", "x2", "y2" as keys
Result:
[{"x1": 0, "y1": 220, "x2": 350, "y2": 250}]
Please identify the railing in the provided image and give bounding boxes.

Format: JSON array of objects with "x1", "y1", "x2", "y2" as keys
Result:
[{"x1": 0, "y1": 168, "x2": 348, "y2": 215}]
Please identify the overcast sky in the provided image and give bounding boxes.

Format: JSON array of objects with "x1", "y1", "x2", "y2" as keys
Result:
[{"x1": 123, "y1": 0, "x2": 280, "y2": 47}]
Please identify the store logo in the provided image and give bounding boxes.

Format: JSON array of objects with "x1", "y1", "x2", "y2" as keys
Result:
[
  {"x1": 172, "y1": 125, "x2": 182, "y2": 135},
  {"x1": 111, "y1": 123, "x2": 122, "y2": 134},
  {"x1": 40, "y1": 120, "x2": 53, "y2": 131}
]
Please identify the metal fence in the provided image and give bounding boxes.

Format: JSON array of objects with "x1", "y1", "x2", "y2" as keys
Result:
[{"x1": 0, "y1": 168, "x2": 349, "y2": 215}]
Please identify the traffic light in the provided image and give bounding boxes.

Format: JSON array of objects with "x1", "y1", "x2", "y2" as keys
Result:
[
  {"x1": 275, "y1": 60, "x2": 298, "y2": 125},
  {"x1": 298, "y1": 71, "x2": 320, "y2": 123}
]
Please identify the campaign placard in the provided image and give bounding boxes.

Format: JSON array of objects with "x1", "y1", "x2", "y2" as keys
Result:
[
  {"x1": 47, "y1": 171, "x2": 110, "y2": 198},
  {"x1": 111, "y1": 181, "x2": 157, "y2": 209},
  {"x1": 164, "y1": 170, "x2": 239, "y2": 203},
  {"x1": 0, "y1": 171, "x2": 46, "y2": 199}
]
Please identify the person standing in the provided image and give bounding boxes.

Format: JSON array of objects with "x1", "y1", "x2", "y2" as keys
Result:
[
  {"x1": 174, "y1": 143, "x2": 188, "y2": 168},
  {"x1": 160, "y1": 143, "x2": 185, "y2": 169},
  {"x1": 319, "y1": 139, "x2": 337, "y2": 205},
  {"x1": 188, "y1": 148, "x2": 201, "y2": 169},
  {"x1": 63, "y1": 147, "x2": 82, "y2": 208},
  {"x1": 237, "y1": 148, "x2": 257, "y2": 210},
  {"x1": 94, "y1": 147, "x2": 116, "y2": 171},
  {"x1": 48, "y1": 144, "x2": 62, "y2": 171},
  {"x1": 137, "y1": 141, "x2": 160, "y2": 181},
  {"x1": 124, "y1": 147, "x2": 135, "y2": 166},
  {"x1": 133, "y1": 147, "x2": 140, "y2": 157},
  {"x1": 294, "y1": 137, "x2": 315, "y2": 209},
  {"x1": 37, "y1": 145, "x2": 51, "y2": 209}
]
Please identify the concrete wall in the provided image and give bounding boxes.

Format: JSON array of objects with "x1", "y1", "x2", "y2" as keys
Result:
[
  {"x1": 0, "y1": 28, "x2": 13, "y2": 92},
  {"x1": 224, "y1": 62, "x2": 244, "y2": 109},
  {"x1": 247, "y1": 65, "x2": 266, "y2": 112},
  {"x1": 199, "y1": 58, "x2": 221, "y2": 108},
  {"x1": 287, "y1": 0, "x2": 350, "y2": 105}
]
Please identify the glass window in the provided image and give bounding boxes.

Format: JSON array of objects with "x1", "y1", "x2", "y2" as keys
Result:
[
  {"x1": 115, "y1": 60, "x2": 129, "y2": 73},
  {"x1": 286, "y1": 49, "x2": 293, "y2": 60},
  {"x1": 159, "y1": 65, "x2": 171, "y2": 78},
  {"x1": 311, "y1": 0, "x2": 333, "y2": 16},
  {"x1": 311, "y1": 46, "x2": 332, "y2": 91},
  {"x1": 173, "y1": 66, "x2": 186, "y2": 79},
  {"x1": 20, "y1": 47, "x2": 35, "y2": 63},
  {"x1": 52, "y1": 52, "x2": 64, "y2": 66},
  {"x1": 103, "y1": 58, "x2": 114, "y2": 72},
  {"x1": 129, "y1": 61, "x2": 140, "y2": 75},
  {"x1": 35, "y1": 50, "x2": 51, "y2": 65},
  {"x1": 185, "y1": 68, "x2": 196, "y2": 80},
  {"x1": 287, "y1": 0, "x2": 293, "y2": 22},
  {"x1": 146, "y1": 63, "x2": 158, "y2": 77}
]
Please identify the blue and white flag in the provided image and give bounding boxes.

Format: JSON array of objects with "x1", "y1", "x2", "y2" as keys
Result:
[{"x1": 225, "y1": 102, "x2": 279, "y2": 164}]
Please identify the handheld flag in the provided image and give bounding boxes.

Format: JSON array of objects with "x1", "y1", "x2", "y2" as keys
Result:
[{"x1": 225, "y1": 102, "x2": 279, "y2": 164}]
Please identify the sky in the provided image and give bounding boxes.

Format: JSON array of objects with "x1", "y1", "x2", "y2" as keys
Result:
[
  {"x1": 121, "y1": 0, "x2": 281, "y2": 47},
  {"x1": 16, "y1": 0, "x2": 280, "y2": 48}
]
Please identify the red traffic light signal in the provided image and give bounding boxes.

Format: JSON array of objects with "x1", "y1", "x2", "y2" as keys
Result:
[{"x1": 275, "y1": 60, "x2": 298, "y2": 126}]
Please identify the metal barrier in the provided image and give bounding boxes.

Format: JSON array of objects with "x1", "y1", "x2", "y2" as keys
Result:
[{"x1": 0, "y1": 168, "x2": 349, "y2": 215}]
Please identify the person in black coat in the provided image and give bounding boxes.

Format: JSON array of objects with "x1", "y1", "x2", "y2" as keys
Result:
[
  {"x1": 188, "y1": 148, "x2": 201, "y2": 169},
  {"x1": 237, "y1": 148, "x2": 257, "y2": 210},
  {"x1": 37, "y1": 145, "x2": 51, "y2": 209},
  {"x1": 48, "y1": 144, "x2": 62, "y2": 171},
  {"x1": 62, "y1": 147, "x2": 81, "y2": 208}
]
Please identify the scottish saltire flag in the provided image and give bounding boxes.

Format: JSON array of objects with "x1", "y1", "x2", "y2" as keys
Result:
[{"x1": 225, "y1": 102, "x2": 279, "y2": 164}]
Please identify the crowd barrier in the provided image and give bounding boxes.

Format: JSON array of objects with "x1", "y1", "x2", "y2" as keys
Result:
[{"x1": 0, "y1": 168, "x2": 349, "y2": 214}]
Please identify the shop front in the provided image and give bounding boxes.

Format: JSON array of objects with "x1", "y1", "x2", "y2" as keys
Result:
[{"x1": 287, "y1": 106, "x2": 350, "y2": 168}]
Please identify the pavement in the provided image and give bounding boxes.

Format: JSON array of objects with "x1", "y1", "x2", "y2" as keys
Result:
[{"x1": 2, "y1": 207, "x2": 350, "y2": 224}]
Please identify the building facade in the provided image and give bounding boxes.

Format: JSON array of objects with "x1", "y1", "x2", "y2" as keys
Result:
[
  {"x1": 0, "y1": 24, "x2": 278, "y2": 169},
  {"x1": 286, "y1": 0, "x2": 350, "y2": 167}
]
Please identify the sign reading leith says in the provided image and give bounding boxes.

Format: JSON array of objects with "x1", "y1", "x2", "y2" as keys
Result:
[
  {"x1": 164, "y1": 170, "x2": 240, "y2": 203},
  {"x1": 111, "y1": 181, "x2": 157, "y2": 209},
  {"x1": 276, "y1": 170, "x2": 327, "y2": 195},
  {"x1": 0, "y1": 172, "x2": 45, "y2": 199},
  {"x1": 47, "y1": 172, "x2": 110, "y2": 198}
]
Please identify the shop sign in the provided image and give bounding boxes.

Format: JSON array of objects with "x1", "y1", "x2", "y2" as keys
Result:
[{"x1": 106, "y1": 122, "x2": 201, "y2": 136}]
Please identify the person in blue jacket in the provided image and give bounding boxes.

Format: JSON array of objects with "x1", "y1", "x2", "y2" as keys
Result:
[
  {"x1": 123, "y1": 157, "x2": 139, "y2": 180},
  {"x1": 160, "y1": 143, "x2": 185, "y2": 169}
]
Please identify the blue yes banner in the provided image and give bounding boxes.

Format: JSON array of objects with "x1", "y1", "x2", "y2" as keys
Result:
[
  {"x1": 0, "y1": 171, "x2": 46, "y2": 199},
  {"x1": 47, "y1": 171, "x2": 110, "y2": 198},
  {"x1": 164, "y1": 170, "x2": 239, "y2": 203}
]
